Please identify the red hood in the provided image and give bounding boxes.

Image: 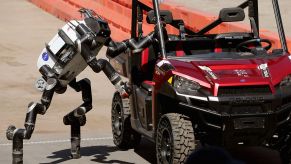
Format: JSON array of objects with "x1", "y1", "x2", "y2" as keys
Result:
[
  {"x1": 191, "y1": 60, "x2": 266, "y2": 83},
  {"x1": 169, "y1": 54, "x2": 291, "y2": 95}
]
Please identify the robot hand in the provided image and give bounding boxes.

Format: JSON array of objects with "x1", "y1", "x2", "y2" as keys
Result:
[
  {"x1": 106, "y1": 31, "x2": 156, "y2": 58},
  {"x1": 115, "y1": 81, "x2": 131, "y2": 98}
]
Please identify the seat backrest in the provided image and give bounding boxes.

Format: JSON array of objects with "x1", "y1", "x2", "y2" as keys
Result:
[
  {"x1": 140, "y1": 45, "x2": 157, "y2": 80},
  {"x1": 166, "y1": 37, "x2": 215, "y2": 56},
  {"x1": 214, "y1": 32, "x2": 253, "y2": 52}
]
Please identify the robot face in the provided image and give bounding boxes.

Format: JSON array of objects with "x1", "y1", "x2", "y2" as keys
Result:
[{"x1": 56, "y1": 45, "x2": 76, "y2": 65}]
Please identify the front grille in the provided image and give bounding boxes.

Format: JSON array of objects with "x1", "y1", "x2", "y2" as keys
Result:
[
  {"x1": 282, "y1": 96, "x2": 291, "y2": 106},
  {"x1": 218, "y1": 86, "x2": 271, "y2": 96},
  {"x1": 231, "y1": 106, "x2": 263, "y2": 115}
]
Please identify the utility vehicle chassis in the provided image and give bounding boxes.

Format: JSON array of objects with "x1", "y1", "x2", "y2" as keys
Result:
[{"x1": 109, "y1": 0, "x2": 291, "y2": 164}]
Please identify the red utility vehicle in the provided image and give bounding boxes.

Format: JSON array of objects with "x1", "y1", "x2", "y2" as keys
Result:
[{"x1": 109, "y1": 0, "x2": 291, "y2": 163}]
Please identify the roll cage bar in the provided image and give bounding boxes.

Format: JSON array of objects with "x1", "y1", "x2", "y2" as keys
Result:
[{"x1": 131, "y1": 0, "x2": 289, "y2": 55}]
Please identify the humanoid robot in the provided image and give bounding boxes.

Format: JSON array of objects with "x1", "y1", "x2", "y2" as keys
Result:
[
  {"x1": 6, "y1": 9, "x2": 132, "y2": 164},
  {"x1": 6, "y1": 7, "x2": 158, "y2": 163}
]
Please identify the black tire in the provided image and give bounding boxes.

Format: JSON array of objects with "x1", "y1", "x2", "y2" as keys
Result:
[
  {"x1": 111, "y1": 92, "x2": 141, "y2": 150},
  {"x1": 281, "y1": 126, "x2": 291, "y2": 164},
  {"x1": 156, "y1": 113, "x2": 196, "y2": 164},
  {"x1": 268, "y1": 123, "x2": 291, "y2": 164},
  {"x1": 280, "y1": 151, "x2": 291, "y2": 164}
]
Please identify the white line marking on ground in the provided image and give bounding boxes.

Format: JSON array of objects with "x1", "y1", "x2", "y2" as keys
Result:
[{"x1": 0, "y1": 137, "x2": 113, "y2": 146}]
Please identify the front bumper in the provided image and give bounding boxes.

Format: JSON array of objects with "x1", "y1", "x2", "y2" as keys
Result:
[{"x1": 177, "y1": 92, "x2": 291, "y2": 147}]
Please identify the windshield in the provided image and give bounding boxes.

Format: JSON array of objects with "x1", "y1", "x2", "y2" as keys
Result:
[{"x1": 160, "y1": 0, "x2": 290, "y2": 59}]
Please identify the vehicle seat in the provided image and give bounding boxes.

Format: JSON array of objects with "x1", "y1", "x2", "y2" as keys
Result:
[
  {"x1": 167, "y1": 35, "x2": 186, "y2": 57},
  {"x1": 139, "y1": 26, "x2": 170, "y2": 81},
  {"x1": 166, "y1": 36, "x2": 215, "y2": 56},
  {"x1": 141, "y1": 80, "x2": 154, "y2": 95},
  {"x1": 214, "y1": 32, "x2": 253, "y2": 52},
  {"x1": 140, "y1": 45, "x2": 158, "y2": 81}
]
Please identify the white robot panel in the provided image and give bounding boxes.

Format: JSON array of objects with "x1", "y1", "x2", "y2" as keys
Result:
[{"x1": 37, "y1": 20, "x2": 94, "y2": 85}]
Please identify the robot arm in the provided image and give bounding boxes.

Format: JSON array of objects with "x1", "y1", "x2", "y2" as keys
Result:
[
  {"x1": 106, "y1": 31, "x2": 156, "y2": 58},
  {"x1": 73, "y1": 16, "x2": 129, "y2": 97}
]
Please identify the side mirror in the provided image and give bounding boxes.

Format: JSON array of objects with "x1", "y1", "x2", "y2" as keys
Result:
[
  {"x1": 146, "y1": 10, "x2": 173, "y2": 24},
  {"x1": 219, "y1": 7, "x2": 245, "y2": 22}
]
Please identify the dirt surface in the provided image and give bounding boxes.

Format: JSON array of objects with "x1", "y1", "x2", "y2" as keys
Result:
[{"x1": 0, "y1": 0, "x2": 290, "y2": 163}]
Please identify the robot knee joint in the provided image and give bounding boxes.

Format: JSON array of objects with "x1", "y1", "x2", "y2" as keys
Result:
[
  {"x1": 63, "y1": 107, "x2": 87, "y2": 126},
  {"x1": 6, "y1": 126, "x2": 26, "y2": 140}
]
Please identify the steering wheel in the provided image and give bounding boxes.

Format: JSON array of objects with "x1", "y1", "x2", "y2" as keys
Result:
[{"x1": 236, "y1": 38, "x2": 272, "y2": 52}]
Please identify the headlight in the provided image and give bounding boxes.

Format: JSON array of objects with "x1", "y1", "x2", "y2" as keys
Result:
[
  {"x1": 173, "y1": 75, "x2": 201, "y2": 95},
  {"x1": 280, "y1": 75, "x2": 291, "y2": 87}
]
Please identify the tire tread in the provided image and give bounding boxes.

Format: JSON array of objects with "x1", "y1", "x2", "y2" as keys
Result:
[{"x1": 157, "y1": 113, "x2": 196, "y2": 164}]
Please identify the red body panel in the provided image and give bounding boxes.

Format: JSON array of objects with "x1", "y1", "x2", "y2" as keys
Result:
[{"x1": 153, "y1": 53, "x2": 291, "y2": 96}]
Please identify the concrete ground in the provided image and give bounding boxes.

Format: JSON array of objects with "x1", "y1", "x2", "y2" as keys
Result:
[{"x1": 0, "y1": 0, "x2": 290, "y2": 163}]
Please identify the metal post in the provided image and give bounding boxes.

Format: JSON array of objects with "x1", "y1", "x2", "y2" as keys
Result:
[
  {"x1": 153, "y1": 0, "x2": 167, "y2": 59},
  {"x1": 272, "y1": 0, "x2": 289, "y2": 53},
  {"x1": 131, "y1": 0, "x2": 138, "y2": 38},
  {"x1": 252, "y1": 0, "x2": 259, "y2": 33}
]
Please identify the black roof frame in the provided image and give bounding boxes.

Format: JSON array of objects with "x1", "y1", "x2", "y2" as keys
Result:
[{"x1": 131, "y1": 0, "x2": 289, "y2": 54}]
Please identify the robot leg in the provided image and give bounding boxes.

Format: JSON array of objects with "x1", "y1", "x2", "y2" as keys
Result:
[
  {"x1": 6, "y1": 78, "x2": 57, "y2": 164},
  {"x1": 63, "y1": 78, "x2": 92, "y2": 159}
]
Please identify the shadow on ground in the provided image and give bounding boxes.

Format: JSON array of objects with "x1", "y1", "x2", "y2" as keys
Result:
[
  {"x1": 42, "y1": 145, "x2": 134, "y2": 164},
  {"x1": 42, "y1": 138, "x2": 157, "y2": 164},
  {"x1": 134, "y1": 138, "x2": 157, "y2": 164}
]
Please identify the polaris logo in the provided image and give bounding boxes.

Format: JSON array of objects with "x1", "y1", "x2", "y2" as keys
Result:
[
  {"x1": 229, "y1": 96, "x2": 264, "y2": 104},
  {"x1": 240, "y1": 79, "x2": 246, "y2": 83},
  {"x1": 234, "y1": 70, "x2": 248, "y2": 77}
]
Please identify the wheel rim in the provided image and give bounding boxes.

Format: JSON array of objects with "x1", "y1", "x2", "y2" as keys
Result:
[
  {"x1": 161, "y1": 129, "x2": 173, "y2": 164},
  {"x1": 112, "y1": 104, "x2": 123, "y2": 137},
  {"x1": 157, "y1": 118, "x2": 173, "y2": 164}
]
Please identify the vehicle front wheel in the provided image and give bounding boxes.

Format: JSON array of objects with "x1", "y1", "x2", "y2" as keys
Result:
[
  {"x1": 156, "y1": 113, "x2": 196, "y2": 164},
  {"x1": 111, "y1": 92, "x2": 141, "y2": 150}
]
